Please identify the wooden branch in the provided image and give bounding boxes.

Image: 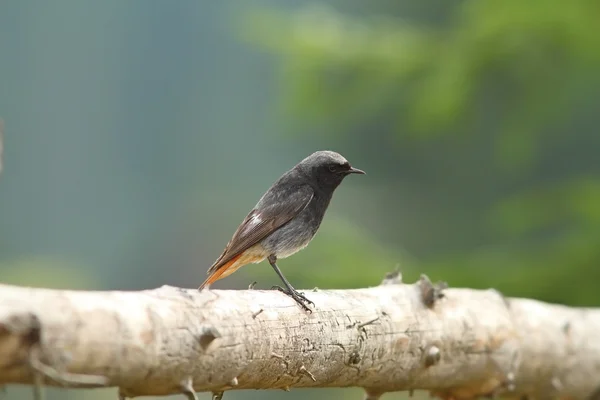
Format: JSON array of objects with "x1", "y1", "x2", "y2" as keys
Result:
[{"x1": 1, "y1": 274, "x2": 599, "y2": 400}]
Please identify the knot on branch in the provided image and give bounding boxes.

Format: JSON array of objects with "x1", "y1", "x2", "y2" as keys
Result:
[
  {"x1": 380, "y1": 268, "x2": 402, "y2": 285},
  {"x1": 418, "y1": 274, "x2": 448, "y2": 308},
  {"x1": 198, "y1": 326, "x2": 221, "y2": 350}
]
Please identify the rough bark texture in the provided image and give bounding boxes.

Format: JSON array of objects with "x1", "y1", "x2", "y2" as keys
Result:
[{"x1": 0, "y1": 276, "x2": 599, "y2": 400}]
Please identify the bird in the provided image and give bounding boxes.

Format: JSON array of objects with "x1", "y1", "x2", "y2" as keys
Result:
[{"x1": 198, "y1": 150, "x2": 365, "y2": 311}]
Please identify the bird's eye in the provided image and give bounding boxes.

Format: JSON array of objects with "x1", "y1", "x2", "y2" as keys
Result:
[{"x1": 328, "y1": 165, "x2": 337, "y2": 172}]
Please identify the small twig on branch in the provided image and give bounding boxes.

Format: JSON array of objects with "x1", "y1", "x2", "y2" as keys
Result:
[
  {"x1": 29, "y1": 346, "x2": 109, "y2": 387},
  {"x1": 356, "y1": 317, "x2": 380, "y2": 329},
  {"x1": 179, "y1": 377, "x2": 198, "y2": 400}
]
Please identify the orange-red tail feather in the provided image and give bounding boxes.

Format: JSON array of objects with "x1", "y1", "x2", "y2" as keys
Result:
[{"x1": 198, "y1": 253, "x2": 242, "y2": 290}]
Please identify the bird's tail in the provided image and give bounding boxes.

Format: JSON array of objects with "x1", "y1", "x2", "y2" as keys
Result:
[
  {"x1": 198, "y1": 279, "x2": 211, "y2": 290},
  {"x1": 198, "y1": 272, "x2": 220, "y2": 290},
  {"x1": 198, "y1": 254, "x2": 242, "y2": 290}
]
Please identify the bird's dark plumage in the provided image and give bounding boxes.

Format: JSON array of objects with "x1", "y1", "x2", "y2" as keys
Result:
[
  {"x1": 199, "y1": 150, "x2": 365, "y2": 311},
  {"x1": 205, "y1": 183, "x2": 314, "y2": 278}
]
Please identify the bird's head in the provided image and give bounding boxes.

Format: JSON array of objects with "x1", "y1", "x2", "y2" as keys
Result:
[{"x1": 297, "y1": 150, "x2": 365, "y2": 190}]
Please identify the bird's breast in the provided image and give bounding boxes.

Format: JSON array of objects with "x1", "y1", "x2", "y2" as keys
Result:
[{"x1": 260, "y1": 195, "x2": 329, "y2": 259}]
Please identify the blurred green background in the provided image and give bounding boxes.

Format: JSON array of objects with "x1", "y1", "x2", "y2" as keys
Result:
[{"x1": 1, "y1": 0, "x2": 599, "y2": 399}]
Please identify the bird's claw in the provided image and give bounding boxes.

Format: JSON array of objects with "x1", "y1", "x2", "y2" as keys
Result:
[{"x1": 271, "y1": 285, "x2": 314, "y2": 312}]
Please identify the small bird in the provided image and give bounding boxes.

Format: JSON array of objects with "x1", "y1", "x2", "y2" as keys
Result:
[{"x1": 198, "y1": 150, "x2": 365, "y2": 311}]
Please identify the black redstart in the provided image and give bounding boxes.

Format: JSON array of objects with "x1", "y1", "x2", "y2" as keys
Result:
[{"x1": 198, "y1": 150, "x2": 365, "y2": 311}]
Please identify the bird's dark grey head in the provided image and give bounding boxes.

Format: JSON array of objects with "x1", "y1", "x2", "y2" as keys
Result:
[{"x1": 296, "y1": 150, "x2": 365, "y2": 190}]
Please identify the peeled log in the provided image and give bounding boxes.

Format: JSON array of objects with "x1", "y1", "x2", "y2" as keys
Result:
[{"x1": 0, "y1": 277, "x2": 599, "y2": 400}]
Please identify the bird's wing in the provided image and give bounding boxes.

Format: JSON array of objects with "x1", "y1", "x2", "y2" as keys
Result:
[{"x1": 207, "y1": 184, "x2": 314, "y2": 275}]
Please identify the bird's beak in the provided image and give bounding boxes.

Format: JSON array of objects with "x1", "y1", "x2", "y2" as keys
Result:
[{"x1": 347, "y1": 166, "x2": 366, "y2": 175}]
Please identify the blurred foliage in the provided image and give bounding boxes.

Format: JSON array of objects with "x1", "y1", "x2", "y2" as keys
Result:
[
  {"x1": 244, "y1": 0, "x2": 600, "y2": 142},
  {"x1": 0, "y1": 256, "x2": 99, "y2": 289},
  {"x1": 242, "y1": 0, "x2": 600, "y2": 305}
]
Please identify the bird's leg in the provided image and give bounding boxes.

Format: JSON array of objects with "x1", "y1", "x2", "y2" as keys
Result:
[{"x1": 268, "y1": 254, "x2": 314, "y2": 312}]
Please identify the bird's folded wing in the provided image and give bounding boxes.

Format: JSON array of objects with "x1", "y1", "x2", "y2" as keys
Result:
[{"x1": 207, "y1": 184, "x2": 314, "y2": 274}]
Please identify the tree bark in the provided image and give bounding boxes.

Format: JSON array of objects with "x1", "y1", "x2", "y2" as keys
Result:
[{"x1": 1, "y1": 275, "x2": 599, "y2": 400}]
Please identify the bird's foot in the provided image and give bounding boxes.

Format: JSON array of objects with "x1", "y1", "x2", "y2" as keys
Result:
[{"x1": 271, "y1": 285, "x2": 314, "y2": 312}]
